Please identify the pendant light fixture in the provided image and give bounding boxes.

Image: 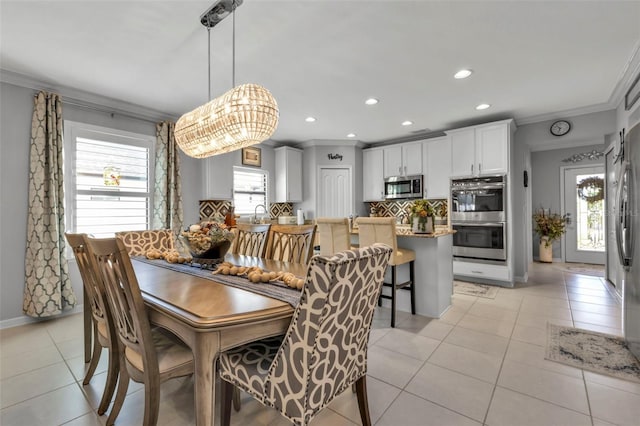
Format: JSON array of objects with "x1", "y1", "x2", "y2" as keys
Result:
[{"x1": 175, "y1": 0, "x2": 279, "y2": 158}]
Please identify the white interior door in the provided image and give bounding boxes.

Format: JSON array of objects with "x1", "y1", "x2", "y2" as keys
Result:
[
  {"x1": 563, "y1": 166, "x2": 606, "y2": 264},
  {"x1": 318, "y1": 167, "x2": 351, "y2": 218}
]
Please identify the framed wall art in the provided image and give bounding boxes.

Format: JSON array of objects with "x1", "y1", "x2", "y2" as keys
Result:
[
  {"x1": 241, "y1": 146, "x2": 262, "y2": 167},
  {"x1": 625, "y1": 71, "x2": 640, "y2": 111}
]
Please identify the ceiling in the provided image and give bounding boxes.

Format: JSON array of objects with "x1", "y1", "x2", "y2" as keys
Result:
[{"x1": 1, "y1": 0, "x2": 640, "y2": 145}]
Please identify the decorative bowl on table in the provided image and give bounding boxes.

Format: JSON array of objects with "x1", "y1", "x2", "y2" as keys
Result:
[{"x1": 179, "y1": 221, "x2": 235, "y2": 267}]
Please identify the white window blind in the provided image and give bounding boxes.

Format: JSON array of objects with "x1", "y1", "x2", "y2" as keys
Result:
[
  {"x1": 64, "y1": 122, "x2": 154, "y2": 238},
  {"x1": 233, "y1": 167, "x2": 268, "y2": 215}
]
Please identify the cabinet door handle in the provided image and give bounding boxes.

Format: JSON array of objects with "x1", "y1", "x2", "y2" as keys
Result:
[
  {"x1": 399, "y1": 166, "x2": 402, "y2": 174},
  {"x1": 471, "y1": 270, "x2": 484, "y2": 274},
  {"x1": 479, "y1": 163, "x2": 482, "y2": 174},
  {"x1": 404, "y1": 166, "x2": 407, "y2": 175},
  {"x1": 471, "y1": 164, "x2": 474, "y2": 175}
]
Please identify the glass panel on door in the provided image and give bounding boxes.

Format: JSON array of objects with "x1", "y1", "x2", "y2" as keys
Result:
[{"x1": 575, "y1": 173, "x2": 605, "y2": 252}]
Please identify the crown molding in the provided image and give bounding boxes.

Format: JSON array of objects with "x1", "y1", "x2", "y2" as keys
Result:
[
  {"x1": 0, "y1": 69, "x2": 176, "y2": 123},
  {"x1": 609, "y1": 40, "x2": 640, "y2": 107},
  {"x1": 515, "y1": 102, "x2": 614, "y2": 126},
  {"x1": 294, "y1": 139, "x2": 367, "y2": 149},
  {"x1": 528, "y1": 137, "x2": 606, "y2": 152}
]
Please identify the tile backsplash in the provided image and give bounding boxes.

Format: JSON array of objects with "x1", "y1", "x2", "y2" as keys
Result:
[
  {"x1": 367, "y1": 199, "x2": 448, "y2": 225},
  {"x1": 199, "y1": 200, "x2": 293, "y2": 221}
]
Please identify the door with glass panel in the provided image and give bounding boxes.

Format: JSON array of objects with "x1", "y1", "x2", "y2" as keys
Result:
[{"x1": 563, "y1": 166, "x2": 606, "y2": 264}]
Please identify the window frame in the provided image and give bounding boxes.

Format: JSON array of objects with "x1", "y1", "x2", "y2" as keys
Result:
[
  {"x1": 232, "y1": 166, "x2": 269, "y2": 217},
  {"x1": 63, "y1": 121, "x2": 155, "y2": 236}
]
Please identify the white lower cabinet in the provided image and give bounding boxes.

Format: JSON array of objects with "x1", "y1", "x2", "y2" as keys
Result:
[{"x1": 453, "y1": 260, "x2": 510, "y2": 282}]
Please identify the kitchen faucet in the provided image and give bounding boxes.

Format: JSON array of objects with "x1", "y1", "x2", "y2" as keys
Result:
[{"x1": 253, "y1": 204, "x2": 267, "y2": 224}]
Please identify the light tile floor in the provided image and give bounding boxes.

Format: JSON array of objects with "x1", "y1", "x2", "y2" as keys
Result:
[{"x1": 2, "y1": 262, "x2": 639, "y2": 425}]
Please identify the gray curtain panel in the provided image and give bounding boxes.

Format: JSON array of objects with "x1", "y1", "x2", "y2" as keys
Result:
[
  {"x1": 23, "y1": 91, "x2": 76, "y2": 317},
  {"x1": 153, "y1": 121, "x2": 184, "y2": 234}
]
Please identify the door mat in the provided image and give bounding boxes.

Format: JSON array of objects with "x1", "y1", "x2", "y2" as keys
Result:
[
  {"x1": 545, "y1": 324, "x2": 640, "y2": 383},
  {"x1": 555, "y1": 263, "x2": 604, "y2": 277},
  {"x1": 453, "y1": 280, "x2": 499, "y2": 299}
]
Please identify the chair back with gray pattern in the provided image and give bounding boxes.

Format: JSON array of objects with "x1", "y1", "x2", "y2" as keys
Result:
[
  {"x1": 265, "y1": 243, "x2": 392, "y2": 424},
  {"x1": 115, "y1": 229, "x2": 175, "y2": 256}
]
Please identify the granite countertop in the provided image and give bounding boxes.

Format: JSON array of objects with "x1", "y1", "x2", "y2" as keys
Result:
[{"x1": 350, "y1": 226, "x2": 455, "y2": 239}]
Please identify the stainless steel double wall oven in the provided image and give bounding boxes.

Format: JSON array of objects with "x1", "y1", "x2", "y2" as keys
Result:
[{"x1": 451, "y1": 175, "x2": 507, "y2": 261}]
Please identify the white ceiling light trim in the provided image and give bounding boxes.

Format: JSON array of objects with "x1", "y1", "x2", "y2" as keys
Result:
[
  {"x1": 365, "y1": 98, "x2": 379, "y2": 105},
  {"x1": 454, "y1": 69, "x2": 473, "y2": 79},
  {"x1": 305, "y1": 116, "x2": 316, "y2": 122},
  {"x1": 476, "y1": 103, "x2": 491, "y2": 110},
  {"x1": 401, "y1": 120, "x2": 413, "y2": 126},
  {"x1": 347, "y1": 133, "x2": 356, "y2": 138}
]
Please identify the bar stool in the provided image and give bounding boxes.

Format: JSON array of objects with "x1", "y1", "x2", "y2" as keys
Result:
[
  {"x1": 355, "y1": 217, "x2": 416, "y2": 327},
  {"x1": 316, "y1": 217, "x2": 351, "y2": 255}
]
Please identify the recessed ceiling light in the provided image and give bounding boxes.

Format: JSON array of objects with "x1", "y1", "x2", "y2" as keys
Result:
[
  {"x1": 365, "y1": 98, "x2": 378, "y2": 105},
  {"x1": 475, "y1": 103, "x2": 490, "y2": 110},
  {"x1": 401, "y1": 120, "x2": 413, "y2": 126},
  {"x1": 305, "y1": 116, "x2": 316, "y2": 122},
  {"x1": 347, "y1": 133, "x2": 356, "y2": 138},
  {"x1": 454, "y1": 69, "x2": 473, "y2": 79}
]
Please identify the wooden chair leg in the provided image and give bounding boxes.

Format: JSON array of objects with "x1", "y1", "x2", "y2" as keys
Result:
[
  {"x1": 391, "y1": 265, "x2": 397, "y2": 328},
  {"x1": 84, "y1": 291, "x2": 92, "y2": 363},
  {"x1": 83, "y1": 322, "x2": 101, "y2": 385},
  {"x1": 143, "y1": 377, "x2": 161, "y2": 426},
  {"x1": 410, "y1": 260, "x2": 416, "y2": 315},
  {"x1": 355, "y1": 376, "x2": 372, "y2": 426},
  {"x1": 106, "y1": 354, "x2": 130, "y2": 426},
  {"x1": 220, "y1": 379, "x2": 234, "y2": 426},
  {"x1": 97, "y1": 343, "x2": 120, "y2": 415}
]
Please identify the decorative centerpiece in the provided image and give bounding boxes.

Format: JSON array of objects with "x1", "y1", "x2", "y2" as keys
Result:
[
  {"x1": 533, "y1": 209, "x2": 569, "y2": 262},
  {"x1": 409, "y1": 200, "x2": 435, "y2": 234},
  {"x1": 180, "y1": 221, "x2": 235, "y2": 266}
]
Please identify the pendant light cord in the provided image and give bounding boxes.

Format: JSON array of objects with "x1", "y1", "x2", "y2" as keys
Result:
[
  {"x1": 232, "y1": 1, "x2": 236, "y2": 87},
  {"x1": 207, "y1": 25, "x2": 212, "y2": 101}
]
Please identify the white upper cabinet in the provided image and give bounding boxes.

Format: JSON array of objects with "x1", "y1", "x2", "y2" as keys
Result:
[
  {"x1": 274, "y1": 146, "x2": 303, "y2": 202},
  {"x1": 448, "y1": 120, "x2": 512, "y2": 178},
  {"x1": 204, "y1": 151, "x2": 234, "y2": 200},
  {"x1": 423, "y1": 136, "x2": 451, "y2": 199},
  {"x1": 383, "y1": 142, "x2": 422, "y2": 177},
  {"x1": 363, "y1": 148, "x2": 385, "y2": 201}
]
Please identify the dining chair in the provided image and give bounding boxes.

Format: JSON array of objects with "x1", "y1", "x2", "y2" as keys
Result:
[
  {"x1": 355, "y1": 217, "x2": 416, "y2": 328},
  {"x1": 65, "y1": 233, "x2": 119, "y2": 416},
  {"x1": 86, "y1": 236, "x2": 194, "y2": 426},
  {"x1": 265, "y1": 224, "x2": 316, "y2": 264},
  {"x1": 231, "y1": 223, "x2": 271, "y2": 257},
  {"x1": 218, "y1": 243, "x2": 393, "y2": 426},
  {"x1": 115, "y1": 229, "x2": 175, "y2": 256},
  {"x1": 315, "y1": 217, "x2": 353, "y2": 255}
]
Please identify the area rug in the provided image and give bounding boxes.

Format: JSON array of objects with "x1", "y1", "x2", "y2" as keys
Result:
[
  {"x1": 545, "y1": 324, "x2": 640, "y2": 383},
  {"x1": 453, "y1": 280, "x2": 499, "y2": 299}
]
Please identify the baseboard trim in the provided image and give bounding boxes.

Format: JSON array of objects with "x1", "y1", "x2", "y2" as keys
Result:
[
  {"x1": 0, "y1": 304, "x2": 84, "y2": 330},
  {"x1": 514, "y1": 272, "x2": 529, "y2": 283}
]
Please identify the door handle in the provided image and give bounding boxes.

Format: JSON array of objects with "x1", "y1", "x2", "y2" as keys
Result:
[
  {"x1": 565, "y1": 212, "x2": 572, "y2": 225},
  {"x1": 615, "y1": 161, "x2": 635, "y2": 270}
]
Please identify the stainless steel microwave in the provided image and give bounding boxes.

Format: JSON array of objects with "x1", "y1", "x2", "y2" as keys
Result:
[{"x1": 384, "y1": 175, "x2": 423, "y2": 200}]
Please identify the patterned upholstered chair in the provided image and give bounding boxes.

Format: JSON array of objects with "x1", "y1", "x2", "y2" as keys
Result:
[
  {"x1": 355, "y1": 217, "x2": 416, "y2": 328},
  {"x1": 65, "y1": 233, "x2": 119, "y2": 416},
  {"x1": 115, "y1": 229, "x2": 175, "y2": 256},
  {"x1": 316, "y1": 217, "x2": 353, "y2": 255},
  {"x1": 218, "y1": 243, "x2": 393, "y2": 426},
  {"x1": 265, "y1": 224, "x2": 316, "y2": 264},
  {"x1": 86, "y1": 237, "x2": 194, "y2": 426},
  {"x1": 231, "y1": 223, "x2": 271, "y2": 257}
]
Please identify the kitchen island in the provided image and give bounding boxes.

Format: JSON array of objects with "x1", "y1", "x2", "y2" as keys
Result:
[{"x1": 351, "y1": 227, "x2": 454, "y2": 318}]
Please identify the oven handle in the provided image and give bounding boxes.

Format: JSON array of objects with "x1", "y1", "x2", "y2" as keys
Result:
[
  {"x1": 451, "y1": 183, "x2": 505, "y2": 190},
  {"x1": 452, "y1": 222, "x2": 505, "y2": 227}
]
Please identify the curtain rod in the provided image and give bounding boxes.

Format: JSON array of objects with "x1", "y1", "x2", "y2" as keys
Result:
[{"x1": 60, "y1": 97, "x2": 169, "y2": 125}]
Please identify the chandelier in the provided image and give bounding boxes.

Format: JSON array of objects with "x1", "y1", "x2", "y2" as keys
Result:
[{"x1": 175, "y1": 0, "x2": 279, "y2": 159}]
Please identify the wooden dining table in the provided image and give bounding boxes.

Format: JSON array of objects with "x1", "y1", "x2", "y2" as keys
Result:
[{"x1": 85, "y1": 254, "x2": 306, "y2": 426}]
